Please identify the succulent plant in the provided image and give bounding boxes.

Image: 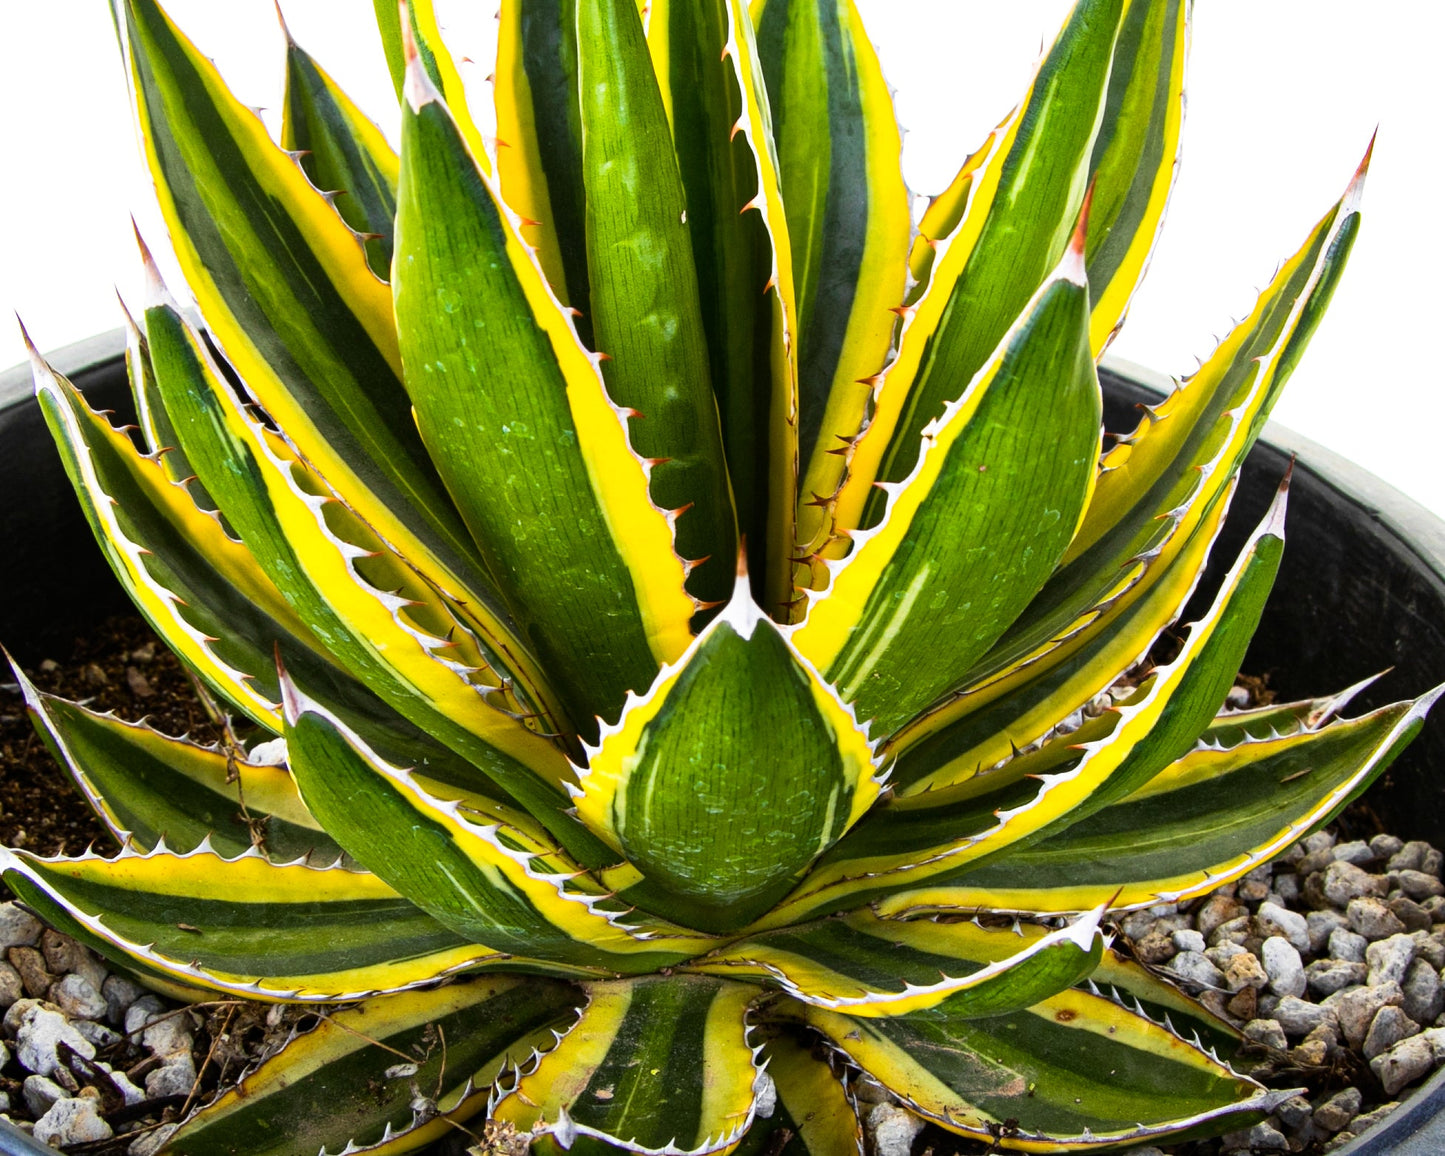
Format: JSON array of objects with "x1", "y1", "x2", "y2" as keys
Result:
[{"x1": 6, "y1": 0, "x2": 1438, "y2": 1151}]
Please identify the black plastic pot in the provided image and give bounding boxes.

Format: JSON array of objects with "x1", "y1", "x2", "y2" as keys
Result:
[{"x1": 2, "y1": 335, "x2": 1443, "y2": 1152}]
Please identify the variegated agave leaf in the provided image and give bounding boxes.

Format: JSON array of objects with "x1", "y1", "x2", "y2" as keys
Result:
[{"x1": 6, "y1": 0, "x2": 1429, "y2": 1153}]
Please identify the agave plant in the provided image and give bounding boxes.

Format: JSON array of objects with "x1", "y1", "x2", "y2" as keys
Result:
[{"x1": 6, "y1": 0, "x2": 1438, "y2": 1151}]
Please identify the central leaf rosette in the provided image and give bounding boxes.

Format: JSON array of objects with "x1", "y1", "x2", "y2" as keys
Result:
[{"x1": 572, "y1": 572, "x2": 881, "y2": 932}]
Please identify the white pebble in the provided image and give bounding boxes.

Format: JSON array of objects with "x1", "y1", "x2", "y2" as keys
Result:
[
  {"x1": 33, "y1": 1096, "x2": 113, "y2": 1145},
  {"x1": 15, "y1": 1004, "x2": 96, "y2": 1077},
  {"x1": 1262, "y1": 937, "x2": 1307, "y2": 998},
  {"x1": 48, "y1": 974, "x2": 108, "y2": 1021},
  {"x1": 865, "y1": 1103, "x2": 924, "y2": 1156},
  {"x1": 1366, "y1": 933, "x2": 1417, "y2": 987},
  {"x1": 21, "y1": 1074, "x2": 64, "y2": 1118},
  {"x1": 1257, "y1": 902, "x2": 1310, "y2": 952},
  {"x1": 0, "y1": 904, "x2": 42, "y2": 951}
]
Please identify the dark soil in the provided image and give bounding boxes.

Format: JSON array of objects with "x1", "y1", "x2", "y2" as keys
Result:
[{"x1": 0, "y1": 615, "x2": 223, "y2": 862}]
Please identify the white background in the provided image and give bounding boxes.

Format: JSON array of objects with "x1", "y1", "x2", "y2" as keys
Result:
[{"x1": 2, "y1": 3, "x2": 1441, "y2": 512}]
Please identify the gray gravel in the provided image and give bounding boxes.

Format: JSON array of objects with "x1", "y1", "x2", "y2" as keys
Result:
[{"x1": 1119, "y1": 826, "x2": 1445, "y2": 1154}]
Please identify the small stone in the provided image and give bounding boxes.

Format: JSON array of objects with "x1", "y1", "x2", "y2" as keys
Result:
[
  {"x1": 1388, "y1": 841, "x2": 1431, "y2": 873},
  {"x1": 129, "y1": 1124, "x2": 180, "y2": 1156},
  {"x1": 1241, "y1": 1122, "x2": 1288, "y2": 1151},
  {"x1": 1133, "y1": 929, "x2": 1176, "y2": 964},
  {"x1": 1274, "y1": 1094, "x2": 1313, "y2": 1131},
  {"x1": 1307, "y1": 910, "x2": 1350, "y2": 953},
  {"x1": 1238, "y1": 877, "x2": 1270, "y2": 903},
  {"x1": 15, "y1": 1004, "x2": 96, "y2": 1076},
  {"x1": 1326, "y1": 980, "x2": 1403, "y2": 1049},
  {"x1": 1313, "y1": 1087, "x2": 1362, "y2": 1132},
  {"x1": 1363, "y1": 1005, "x2": 1420, "y2": 1060},
  {"x1": 1274, "y1": 996, "x2": 1336, "y2": 1037},
  {"x1": 1391, "y1": 896, "x2": 1434, "y2": 932},
  {"x1": 1372, "y1": 834, "x2": 1406, "y2": 860},
  {"x1": 81, "y1": 662, "x2": 109, "y2": 687},
  {"x1": 1330, "y1": 927, "x2": 1369, "y2": 963},
  {"x1": 1198, "y1": 989, "x2": 1234, "y2": 1021},
  {"x1": 1198, "y1": 894, "x2": 1249, "y2": 940},
  {"x1": 1172, "y1": 928, "x2": 1206, "y2": 954},
  {"x1": 1427, "y1": 897, "x2": 1445, "y2": 922},
  {"x1": 1397, "y1": 870, "x2": 1445, "y2": 900},
  {"x1": 40, "y1": 930, "x2": 107, "y2": 994},
  {"x1": 1243, "y1": 1018, "x2": 1288, "y2": 1050},
  {"x1": 71, "y1": 1019, "x2": 122, "y2": 1049},
  {"x1": 125, "y1": 665, "x2": 153, "y2": 697},
  {"x1": 1348, "y1": 897, "x2": 1407, "y2": 940},
  {"x1": 1371, "y1": 1034, "x2": 1437, "y2": 1095},
  {"x1": 0, "y1": 905, "x2": 42, "y2": 951},
  {"x1": 1207, "y1": 941, "x2": 1248, "y2": 968},
  {"x1": 124, "y1": 994, "x2": 167, "y2": 1036},
  {"x1": 1307, "y1": 960, "x2": 1368, "y2": 996},
  {"x1": 1403, "y1": 958, "x2": 1445, "y2": 1024},
  {"x1": 1333, "y1": 840, "x2": 1376, "y2": 865},
  {"x1": 1416, "y1": 931, "x2": 1445, "y2": 969},
  {"x1": 1210, "y1": 916, "x2": 1253, "y2": 948},
  {"x1": 48, "y1": 974, "x2": 108, "y2": 1021},
  {"x1": 0, "y1": 962, "x2": 23, "y2": 1010},
  {"x1": 22, "y1": 1074, "x2": 65, "y2": 1118},
  {"x1": 1366, "y1": 933, "x2": 1418, "y2": 986},
  {"x1": 145, "y1": 1053, "x2": 197, "y2": 1100},
  {"x1": 33, "y1": 1095, "x2": 113, "y2": 1146},
  {"x1": 1227, "y1": 986, "x2": 1258, "y2": 1022},
  {"x1": 142, "y1": 1013, "x2": 193, "y2": 1059},
  {"x1": 1305, "y1": 831, "x2": 1337, "y2": 854},
  {"x1": 1323, "y1": 861, "x2": 1388, "y2": 907},
  {"x1": 1424, "y1": 847, "x2": 1444, "y2": 877},
  {"x1": 7, "y1": 947, "x2": 54, "y2": 999},
  {"x1": 106, "y1": 1065, "x2": 146, "y2": 1107},
  {"x1": 1256, "y1": 902, "x2": 1310, "y2": 953},
  {"x1": 4, "y1": 996, "x2": 42, "y2": 1036},
  {"x1": 1168, "y1": 950, "x2": 1224, "y2": 991},
  {"x1": 865, "y1": 1102, "x2": 924, "y2": 1156},
  {"x1": 1269, "y1": 877, "x2": 1299, "y2": 909},
  {"x1": 1119, "y1": 910, "x2": 1157, "y2": 940},
  {"x1": 1261, "y1": 937, "x2": 1306, "y2": 998},
  {"x1": 103, "y1": 974, "x2": 146, "y2": 1026},
  {"x1": 1223, "y1": 950, "x2": 1268, "y2": 994},
  {"x1": 130, "y1": 641, "x2": 156, "y2": 664},
  {"x1": 1354, "y1": 1103, "x2": 1405, "y2": 1134},
  {"x1": 1293, "y1": 1037, "x2": 1331, "y2": 1066}
]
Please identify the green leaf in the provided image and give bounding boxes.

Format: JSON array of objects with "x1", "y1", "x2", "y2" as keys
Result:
[
  {"x1": 832, "y1": 0, "x2": 1124, "y2": 534},
  {"x1": 495, "y1": 0, "x2": 591, "y2": 336},
  {"x1": 1084, "y1": 0, "x2": 1188, "y2": 353},
  {"x1": 1, "y1": 847, "x2": 537, "y2": 1000},
  {"x1": 142, "y1": 288, "x2": 594, "y2": 851},
  {"x1": 9, "y1": 667, "x2": 341, "y2": 863},
  {"x1": 574, "y1": 575, "x2": 878, "y2": 933},
  {"x1": 280, "y1": 18, "x2": 399, "y2": 278},
  {"x1": 645, "y1": 0, "x2": 798, "y2": 613},
  {"x1": 120, "y1": 0, "x2": 489, "y2": 604},
  {"x1": 752, "y1": 0, "x2": 910, "y2": 581},
  {"x1": 692, "y1": 907, "x2": 1103, "y2": 1020},
  {"x1": 577, "y1": 0, "x2": 738, "y2": 608},
  {"x1": 493, "y1": 975, "x2": 762, "y2": 1155},
  {"x1": 764, "y1": 488, "x2": 1290, "y2": 927},
  {"x1": 798, "y1": 984, "x2": 1283, "y2": 1149},
  {"x1": 884, "y1": 153, "x2": 1366, "y2": 791},
  {"x1": 162, "y1": 976, "x2": 581, "y2": 1156},
  {"x1": 900, "y1": 691, "x2": 1442, "y2": 917},
  {"x1": 282, "y1": 676, "x2": 718, "y2": 972},
  {"x1": 393, "y1": 50, "x2": 695, "y2": 731},
  {"x1": 885, "y1": 482, "x2": 1231, "y2": 797},
  {"x1": 791, "y1": 232, "x2": 1101, "y2": 734}
]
